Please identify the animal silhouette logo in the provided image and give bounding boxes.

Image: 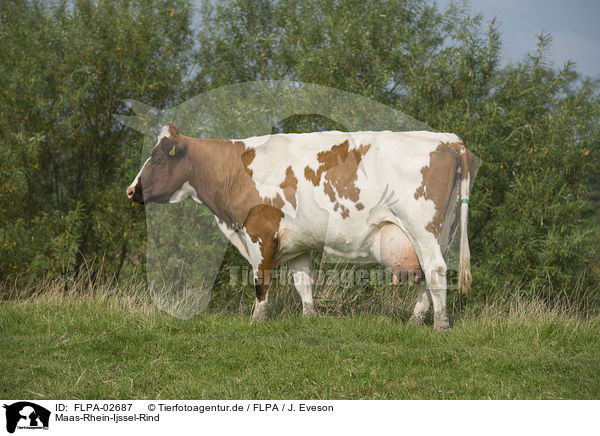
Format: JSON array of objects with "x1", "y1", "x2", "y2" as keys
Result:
[{"x1": 3, "y1": 402, "x2": 50, "y2": 433}]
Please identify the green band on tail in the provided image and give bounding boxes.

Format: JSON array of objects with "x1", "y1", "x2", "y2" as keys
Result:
[{"x1": 461, "y1": 199, "x2": 469, "y2": 204}]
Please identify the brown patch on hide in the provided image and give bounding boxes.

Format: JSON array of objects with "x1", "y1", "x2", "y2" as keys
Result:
[
  {"x1": 279, "y1": 166, "x2": 298, "y2": 209},
  {"x1": 413, "y1": 142, "x2": 464, "y2": 240},
  {"x1": 340, "y1": 205, "x2": 350, "y2": 219},
  {"x1": 244, "y1": 205, "x2": 284, "y2": 301},
  {"x1": 303, "y1": 141, "x2": 371, "y2": 219},
  {"x1": 241, "y1": 148, "x2": 256, "y2": 177}
]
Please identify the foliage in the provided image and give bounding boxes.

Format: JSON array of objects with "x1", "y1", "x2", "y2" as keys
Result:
[
  {"x1": 0, "y1": 0, "x2": 598, "y2": 301},
  {"x1": 0, "y1": 0, "x2": 193, "y2": 278},
  {"x1": 192, "y1": 1, "x2": 600, "y2": 296}
]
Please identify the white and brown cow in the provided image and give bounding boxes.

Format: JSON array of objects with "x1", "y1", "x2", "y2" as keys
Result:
[{"x1": 127, "y1": 124, "x2": 476, "y2": 330}]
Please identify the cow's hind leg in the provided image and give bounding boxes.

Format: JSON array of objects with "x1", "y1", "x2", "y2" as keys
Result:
[
  {"x1": 412, "y1": 238, "x2": 450, "y2": 331},
  {"x1": 423, "y1": 254, "x2": 449, "y2": 330},
  {"x1": 410, "y1": 281, "x2": 430, "y2": 324},
  {"x1": 289, "y1": 253, "x2": 317, "y2": 317}
]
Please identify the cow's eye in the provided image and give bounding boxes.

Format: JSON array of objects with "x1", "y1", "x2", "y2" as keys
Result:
[{"x1": 151, "y1": 154, "x2": 164, "y2": 164}]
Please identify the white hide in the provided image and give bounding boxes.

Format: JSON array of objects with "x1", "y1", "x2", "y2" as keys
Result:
[
  {"x1": 127, "y1": 157, "x2": 150, "y2": 194},
  {"x1": 237, "y1": 131, "x2": 461, "y2": 267},
  {"x1": 127, "y1": 125, "x2": 174, "y2": 193},
  {"x1": 169, "y1": 181, "x2": 197, "y2": 203}
]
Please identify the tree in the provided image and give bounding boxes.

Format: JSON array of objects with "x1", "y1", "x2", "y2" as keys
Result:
[
  {"x1": 0, "y1": 0, "x2": 193, "y2": 279},
  {"x1": 2, "y1": 0, "x2": 598, "y2": 300},
  {"x1": 193, "y1": 0, "x2": 600, "y2": 295}
]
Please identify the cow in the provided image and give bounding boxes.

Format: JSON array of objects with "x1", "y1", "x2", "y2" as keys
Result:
[{"x1": 126, "y1": 124, "x2": 476, "y2": 330}]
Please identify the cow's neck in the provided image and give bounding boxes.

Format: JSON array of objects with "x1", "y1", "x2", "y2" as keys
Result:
[{"x1": 184, "y1": 136, "x2": 261, "y2": 229}]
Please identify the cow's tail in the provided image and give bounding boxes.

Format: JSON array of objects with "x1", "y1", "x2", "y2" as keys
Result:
[{"x1": 458, "y1": 144, "x2": 473, "y2": 294}]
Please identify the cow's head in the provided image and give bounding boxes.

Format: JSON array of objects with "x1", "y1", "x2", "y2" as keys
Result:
[{"x1": 126, "y1": 124, "x2": 190, "y2": 204}]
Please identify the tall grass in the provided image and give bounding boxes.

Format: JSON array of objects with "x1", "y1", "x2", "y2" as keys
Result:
[
  {"x1": 2, "y1": 260, "x2": 597, "y2": 324},
  {"x1": 0, "y1": 264, "x2": 153, "y2": 314}
]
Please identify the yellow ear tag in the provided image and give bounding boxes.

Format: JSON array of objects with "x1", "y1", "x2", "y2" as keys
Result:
[{"x1": 168, "y1": 145, "x2": 176, "y2": 156}]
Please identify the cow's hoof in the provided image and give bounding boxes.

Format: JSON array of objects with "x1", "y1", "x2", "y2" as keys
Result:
[
  {"x1": 433, "y1": 311, "x2": 450, "y2": 331},
  {"x1": 408, "y1": 314, "x2": 426, "y2": 325},
  {"x1": 251, "y1": 305, "x2": 268, "y2": 323},
  {"x1": 302, "y1": 303, "x2": 318, "y2": 318},
  {"x1": 251, "y1": 313, "x2": 267, "y2": 323}
]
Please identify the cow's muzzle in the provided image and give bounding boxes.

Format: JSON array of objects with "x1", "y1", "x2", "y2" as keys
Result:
[{"x1": 126, "y1": 184, "x2": 145, "y2": 204}]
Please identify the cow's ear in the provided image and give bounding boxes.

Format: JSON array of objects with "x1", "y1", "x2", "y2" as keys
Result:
[
  {"x1": 161, "y1": 138, "x2": 185, "y2": 158},
  {"x1": 167, "y1": 124, "x2": 179, "y2": 136}
]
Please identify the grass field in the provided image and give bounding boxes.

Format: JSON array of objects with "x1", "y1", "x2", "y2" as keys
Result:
[{"x1": 1, "y1": 276, "x2": 599, "y2": 400}]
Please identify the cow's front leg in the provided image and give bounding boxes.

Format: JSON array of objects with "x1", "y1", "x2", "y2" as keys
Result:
[
  {"x1": 251, "y1": 267, "x2": 271, "y2": 323},
  {"x1": 245, "y1": 205, "x2": 282, "y2": 323},
  {"x1": 289, "y1": 252, "x2": 317, "y2": 317},
  {"x1": 250, "y1": 254, "x2": 275, "y2": 323}
]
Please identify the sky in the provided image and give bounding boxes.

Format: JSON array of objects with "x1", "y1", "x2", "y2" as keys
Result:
[{"x1": 443, "y1": 0, "x2": 600, "y2": 78}]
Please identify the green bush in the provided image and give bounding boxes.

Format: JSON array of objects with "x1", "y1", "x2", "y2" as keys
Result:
[
  {"x1": 0, "y1": 0, "x2": 193, "y2": 278},
  {"x1": 1, "y1": 0, "x2": 598, "y2": 303}
]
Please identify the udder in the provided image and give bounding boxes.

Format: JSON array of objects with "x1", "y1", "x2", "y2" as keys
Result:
[{"x1": 374, "y1": 223, "x2": 422, "y2": 284}]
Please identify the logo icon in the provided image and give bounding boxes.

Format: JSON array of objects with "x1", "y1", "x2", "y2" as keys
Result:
[{"x1": 3, "y1": 402, "x2": 50, "y2": 434}]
